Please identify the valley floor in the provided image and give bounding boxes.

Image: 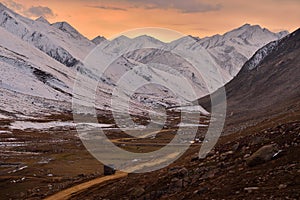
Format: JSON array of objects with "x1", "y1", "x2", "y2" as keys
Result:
[
  {"x1": 69, "y1": 120, "x2": 300, "y2": 200},
  {"x1": 0, "y1": 113, "x2": 299, "y2": 199}
]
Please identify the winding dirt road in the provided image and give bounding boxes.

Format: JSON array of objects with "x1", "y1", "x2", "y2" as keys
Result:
[
  {"x1": 44, "y1": 128, "x2": 184, "y2": 200},
  {"x1": 44, "y1": 171, "x2": 128, "y2": 200},
  {"x1": 44, "y1": 150, "x2": 180, "y2": 200}
]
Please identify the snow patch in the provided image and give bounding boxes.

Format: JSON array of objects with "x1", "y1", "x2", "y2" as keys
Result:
[
  {"x1": 9, "y1": 121, "x2": 114, "y2": 130},
  {"x1": 0, "y1": 130, "x2": 11, "y2": 134},
  {"x1": 0, "y1": 113, "x2": 9, "y2": 119},
  {"x1": 177, "y1": 123, "x2": 208, "y2": 127},
  {"x1": 171, "y1": 105, "x2": 210, "y2": 115}
]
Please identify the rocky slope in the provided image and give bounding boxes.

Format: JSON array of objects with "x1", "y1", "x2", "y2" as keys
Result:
[{"x1": 69, "y1": 121, "x2": 299, "y2": 200}]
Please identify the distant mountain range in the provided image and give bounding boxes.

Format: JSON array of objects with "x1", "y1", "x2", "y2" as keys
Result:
[{"x1": 0, "y1": 2, "x2": 292, "y2": 119}]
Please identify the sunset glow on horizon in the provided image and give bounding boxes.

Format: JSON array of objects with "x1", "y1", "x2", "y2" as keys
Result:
[{"x1": 2, "y1": 0, "x2": 300, "y2": 42}]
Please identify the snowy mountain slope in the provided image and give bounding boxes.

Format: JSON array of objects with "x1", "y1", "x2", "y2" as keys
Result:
[
  {"x1": 0, "y1": 27, "x2": 75, "y2": 99},
  {"x1": 80, "y1": 35, "x2": 208, "y2": 113},
  {"x1": 0, "y1": 27, "x2": 73, "y2": 117},
  {"x1": 80, "y1": 25, "x2": 289, "y2": 111},
  {"x1": 197, "y1": 28, "x2": 300, "y2": 134},
  {"x1": 0, "y1": 86, "x2": 71, "y2": 118},
  {"x1": 0, "y1": 26, "x2": 151, "y2": 118},
  {"x1": 104, "y1": 55, "x2": 204, "y2": 102},
  {"x1": 0, "y1": 4, "x2": 155, "y2": 116},
  {"x1": 169, "y1": 24, "x2": 288, "y2": 81},
  {"x1": 98, "y1": 35, "x2": 165, "y2": 57},
  {"x1": 242, "y1": 29, "x2": 296, "y2": 72},
  {"x1": 92, "y1": 25, "x2": 283, "y2": 102},
  {"x1": 202, "y1": 24, "x2": 288, "y2": 75},
  {"x1": 0, "y1": 26, "x2": 118, "y2": 118},
  {"x1": 243, "y1": 40, "x2": 279, "y2": 71},
  {"x1": 0, "y1": 3, "x2": 95, "y2": 67},
  {"x1": 125, "y1": 48, "x2": 221, "y2": 94}
]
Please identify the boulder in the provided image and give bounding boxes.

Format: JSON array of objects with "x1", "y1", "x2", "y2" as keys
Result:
[
  {"x1": 246, "y1": 144, "x2": 279, "y2": 167},
  {"x1": 169, "y1": 167, "x2": 188, "y2": 178},
  {"x1": 244, "y1": 187, "x2": 259, "y2": 193},
  {"x1": 278, "y1": 184, "x2": 287, "y2": 189}
]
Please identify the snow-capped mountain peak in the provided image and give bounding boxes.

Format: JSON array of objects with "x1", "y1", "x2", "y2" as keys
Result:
[
  {"x1": 51, "y1": 21, "x2": 85, "y2": 39},
  {"x1": 167, "y1": 35, "x2": 202, "y2": 50},
  {"x1": 35, "y1": 16, "x2": 50, "y2": 25},
  {"x1": 92, "y1": 36, "x2": 107, "y2": 45},
  {"x1": 188, "y1": 35, "x2": 201, "y2": 41},
  {"x1": 194, "y1": 24, "x2": 289, "y2": 77},
  {"x1": 113, "y1": 35, "x2": 131, "y2": 41},
  {"x1": 132, "y1": 35, "x2": 165, "y2": 45},
  {"x1": 0, "y1": 6, "x2": 95, "y2": 66},
  {"x1": 277, "y1": 30, "x2": 289, "y2": 38},
  {"x1": 172, "y1": 35, "x2": 200, "y2": 43},
  {"x1": 99, "y1": 35, "x2": 166, "y2": 55},
  {"x1": 223, "y1": 24, "x2": 271, "y2": 39}
]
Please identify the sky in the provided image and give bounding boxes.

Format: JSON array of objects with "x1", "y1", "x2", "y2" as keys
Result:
[{"x1": 2, "y1": 0, "x2": 300, "y2": 42}]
